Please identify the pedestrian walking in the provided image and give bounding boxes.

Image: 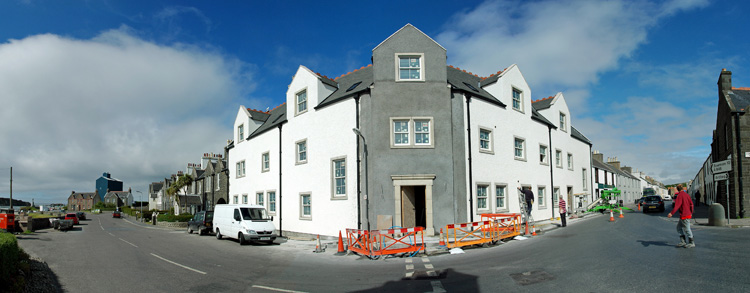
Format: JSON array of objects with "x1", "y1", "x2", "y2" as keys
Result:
[
  {"x1": 559, "y1": 197, "x2": 567, "y2": 227},
  {"x1": 668, "y1": 184, "x2": 695, "y2": 248}
]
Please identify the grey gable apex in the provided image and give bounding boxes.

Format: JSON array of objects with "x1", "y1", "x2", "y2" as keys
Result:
[
  {"x1": 316, "y1": 65, "x2": 373, "y2": 110},
  {"x1": 248, "y1": 103, "x2": 287, "y2": 139},
  {"x1": 571, "y1": 126, "x2": 592, "y2": 145},
  {"x1": 372, "y1": 24, "x2": 446, "y2": 52}
]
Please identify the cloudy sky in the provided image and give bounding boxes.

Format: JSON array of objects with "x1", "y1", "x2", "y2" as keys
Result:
[{"x1": 1, "y1": 0, "x2": 748, "y2": 204}]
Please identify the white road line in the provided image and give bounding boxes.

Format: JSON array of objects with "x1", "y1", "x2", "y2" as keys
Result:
[
  {"x1": 405, "y1": 271, "x2": 415, "y2": 278},
  {"x1": 150, "y1": 253, "x2": 207, "y2": 275},
  {"x1": 424, "y1": 263, "x2": 434, "y2": 269},
  {"x1": 107, "y1": 232, "x2": 115, "y2": 237},
  {"x1": 405, "y1": 258, "x2": 413, "y2": 263},
  {"x1": 122, "y1": 217, "x2": 161, "y2": 230},
  {"x1": 119, "y1": 238, "x2": 138, "y2": 248},
  {"x1": 406, "y1": 264, "x2": 414, "y2": 270},
  {"x1": 251, "y1": 285, "x2": 308, "y2": 293},
  {"x1": 421, "y1": 256, "x2": 430, "y2": 263},
  {"x1": 430, "y1": 280, "x2": 446, "y2": 293},
  {"x1": 427, "y1": 271, "x2": 437, "y2": 277}
]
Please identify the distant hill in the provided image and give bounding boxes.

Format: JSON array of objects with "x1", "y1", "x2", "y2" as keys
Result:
[{"x1": 0, "y1": 197, "x2": 32, "y2": 207}]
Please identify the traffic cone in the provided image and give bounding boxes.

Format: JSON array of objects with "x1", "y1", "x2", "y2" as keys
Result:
[
  {"x1": 314, "y1": 234, "x2": 325, "y2": 253},
  {"x1": 336, "y1": 231, "x2": 345, "y2": 255},
  {"x1": 609, "y1": 209, "x2": 615, "y2": 222},
  {"x1": 532, "y1": 223, "x2": 537, "y2": 236},
  {"x1": 619, "y1": 208, "x2": 624, "y2": 218},
  {"x1": 439, "y1": 228, "x2": 446, "y2": 246},
  {"x1": 637, "y1": 203, "x2": 641, "y2": 211}
]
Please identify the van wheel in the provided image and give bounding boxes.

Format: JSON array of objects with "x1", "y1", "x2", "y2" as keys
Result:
[
  {"x1": 238, "y1": 233, "x2": 245, "y2": 245},
  {"x1": 216, "y1": 229, "x2": 222, "y2": 239}
]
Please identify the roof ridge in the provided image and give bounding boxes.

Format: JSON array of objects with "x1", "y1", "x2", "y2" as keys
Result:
[
  {"x1": 448, "y1": 65, "x2": 481, "y2": 78},
  {"x1": 482, "y1": 67, "x2": 509, "y2": 80},
  {"x1": 532, "y1": 96, "x2": 554, "y2": 103},
  {"x1": 315, "y1": 72, "x2": 336, "y2": 83},
  {"x1": 733, "y1": 87, "x2": 750, "y2": 91},
  {"x1": 335, "y1": 64, "x2": 372, "y2": 80},
  {"x1": 270, "y1": 102, "x2": 286, "y2": 112},
  {"x1": 247, "y1": 108, "x2": 269, "y2": 114}
]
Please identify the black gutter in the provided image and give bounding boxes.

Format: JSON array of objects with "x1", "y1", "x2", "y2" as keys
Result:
[
  {"x1": 278, "y1": 124, "x2": 283, "y2": 237},
  {"x1": 354, "y1": 95, "x2": 362, "y2": 230},
  {"x1": 465, "y1": 95, "x2": 474, "y2": 222},
  {"x1": 733, "y1": 111, "x2": 745, "y2": 218},
  {"x1": 548, "y1": 127, "x2": 554, "y2": 219}
]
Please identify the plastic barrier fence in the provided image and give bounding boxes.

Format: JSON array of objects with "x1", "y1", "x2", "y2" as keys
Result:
[
  {"x1": 444, "y1": 221, "x2": 494, "y2": 248},
  {"x1": 480, "y1": 213, "x2": 522, "y2": 241},
  {"x1": 345, "y1": 227, "x2": 425, "y2": 258}
]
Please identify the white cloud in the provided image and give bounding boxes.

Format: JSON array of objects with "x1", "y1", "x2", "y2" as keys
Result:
[{"x1": 0, "y1": 27, "x2": 256, "y2": 203}]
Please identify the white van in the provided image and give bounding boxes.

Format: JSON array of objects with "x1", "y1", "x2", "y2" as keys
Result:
[{"x1": 213, "y1": 204, "x2": 277, "y2": 245}]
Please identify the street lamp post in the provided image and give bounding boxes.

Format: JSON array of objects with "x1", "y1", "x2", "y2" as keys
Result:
[
  {"x1": 135, "y1": 191, "x2": 143, "y2": 222},
  {"x1": 352, "y1": 128, "x2": 370, "y2": 231}
]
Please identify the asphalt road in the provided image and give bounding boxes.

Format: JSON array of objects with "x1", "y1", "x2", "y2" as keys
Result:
[{"x1": 17, "y1": 209, "x2": 750, "y2": 292}]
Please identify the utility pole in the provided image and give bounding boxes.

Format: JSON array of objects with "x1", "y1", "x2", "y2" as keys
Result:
[{"x1": 9, "y1": 167, "x2": 13, "y2": 210}]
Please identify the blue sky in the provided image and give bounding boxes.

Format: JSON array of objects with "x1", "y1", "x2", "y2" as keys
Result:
[{"x1": 1, "y1": 0, "x2": 748, "y2": 204}]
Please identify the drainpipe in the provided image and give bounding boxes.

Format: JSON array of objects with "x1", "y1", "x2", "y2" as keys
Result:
[
  {"x1": 355, "y1": 95, "x2": 362, "y2": 230},
  {"x1": 548, "y1": 127, "x2": 554, "y2": 219},
  {"x1": 733, "y1": 111, "x2": 745, "y2": 218},
  {"x1": 465, "y1": 95, "x2": 474, "y2": 222},
  {"x1": 278, "y1": 124, "x2": 283, "y2": 237}
]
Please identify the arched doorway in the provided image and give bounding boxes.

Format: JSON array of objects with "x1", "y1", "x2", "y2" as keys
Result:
[{"x1": 216, "y1": 198, "x2": 227, "y2": 205}]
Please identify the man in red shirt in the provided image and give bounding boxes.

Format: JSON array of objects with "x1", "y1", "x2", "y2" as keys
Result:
[{"x1": 668, "y1": 184, "x2": 694, "y2": 248}]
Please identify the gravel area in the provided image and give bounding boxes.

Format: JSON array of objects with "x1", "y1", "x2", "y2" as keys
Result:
[{"x1": 22, "y1": 256, "x2": 63, "y2": 293}]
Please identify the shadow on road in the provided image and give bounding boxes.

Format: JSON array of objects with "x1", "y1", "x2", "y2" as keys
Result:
[
  {"x1": 637, "y1": 240, "x2": 671, "y2": 247},
  {"x1": 353, "y1": 268, "x2": 478, "y2": 292}
]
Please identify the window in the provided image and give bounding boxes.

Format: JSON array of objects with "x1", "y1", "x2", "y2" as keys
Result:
[
  {"x1": 296, "y1": 89, "x2": 308, "y2": 115},
  {"x1": 495, "y1": 185, "x2": 506, "y2": 210},
  {"x1": 216, "y1": 175, "x2": 220, "y2": 191},
  {"x1": 390, "y1": 117, "x2": 434, "y2": 148},
  {"x1": 559, "y1": 112, "x2": 567, "y2": 132},
  {"x1": 479, "y1": 128, "x2": 492, "y2": 153},
  {"x1": 256, "y1": 192, "x2": 264, "y2": 206},
  {"x1": 242, "y1": 194, "x2": 248, "y2": 204},
  {"x1": 396, "y1": 54, "x2": 423, "y2": 81},
  {"x1": 556, "y1": 150, "x2": 562, "y2": 168},
  {"x1": 537, "y1": 187, "x2": 546, "y2": 207},
  {"x1": 725, "y1": 124, "x2": 730, "y2": 150},
  {"x1": 512, "y1": 88, "x2": 522, "y2": 111},
  {"x1": 233, "y1": 195, "x2": 238, "y2": 204},
  {"x1": 514, "y1": 137, "x2": 525, "y2": 160},
  {"x1": 238, "y1": 124, "x2": 244, "y2": 141},
  {"x1": 206, "y1": 177, "x2": 212, "y2": 191},
  {"x1": 567, "y1": 153, "x2": 574, "y2": 170},
  {"x1": 268, "y1": 191, "x2": 276, "y2": 214},
  {"x1": 262, "y1": 152, "x2": 270, "y2": 172},
  {"x1": 583, "y1": 169, "x2": 588, "y2": 190},
  {"x1": 236, "y1": 161, "x2": 246, "y2": 178},
  {"x1": 553, "y1": 188, "x2": 560, "y2": 204},
  {"x1": 477, "y1": 185, "x2": 488, "y2": 210},
  {"x1": 296, "y1": 139, "x2": 307, "y2": 164},
  {"x1": 332, "y1": 158, "x2": 346, "y2": 198},
  {"x1": 539, "y1": 145, "x2": 548, "y2": 165},
  {"x1": 301, "y1": 193, "x2": 311, "y2": 219}
]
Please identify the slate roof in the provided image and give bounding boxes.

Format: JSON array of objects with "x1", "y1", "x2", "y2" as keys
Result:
[
  {"x1": 531, "y1": 96, "x2": 554, "y2": 110},
  {"x1": 178, "y1": 195, "x2": 202, "y2": 205},
  {"x1": 447, "y1": 66, "x2": 506, "y2": 108},
  {"x1": 248, "y1": 103, "x2": 287, "y2": 139},
  {"x1": 571, "y1": 126, "x2": 592, "y2": 145},
  {"x1": 531, "y1": 108, "x2": 556, "y2": 128},
  {"x1": 316, "y1": 65, "x2": 373, "y2": 109},
  {"x1": 728, "y1": 88, "x2": 750, "y2": 111},
  {"x1": 248, "y1": 109, "x2": 270, "y2": 122}
]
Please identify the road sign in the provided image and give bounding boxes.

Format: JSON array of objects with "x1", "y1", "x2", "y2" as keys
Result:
[
  {"x1": 712, "y1": 160, "x2": 732, "y2": 173},
  {"x1": 714, "y1": 173, "x2": 729, "y2": 181}
]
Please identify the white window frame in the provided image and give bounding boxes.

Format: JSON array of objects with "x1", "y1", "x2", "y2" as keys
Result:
[
  {"x1": 567, "y1": 153, "x2": 574, "y2": 170},
  {"x1": 262, "y1": 152, "x2": 270, "y2": 172},
  {"x1": 206, "y1": 176, "x2": 212, "y2": 191},
  {"x1": 514, "y1": 137, "x2": 526, "y2": 161},
  {"x1": 296, "y1": 139, "x2": 308, "y2": 165},
  {"x1": 495, "y1": 184, "x2": 507, "y2": 211},
  {"x1": 295, "y1": 88, "x2": 308, "y2": 116},
  {"x1": 256, "y1": 192, "x2": 264, "y2": 206},
  {"x1": 539, "y1": 144, "x2": 549, "y2": 165},
  {"x1": 215, "y1": 175, "x2": 220, "y2": 191},
  {"x1": 238, "y1": 124, "x2": 245, "y2": 142},
  {"x1": 242, "y1": 194, "x2": 248, "y2": 204},
  {"x1": 537, "y1": 186, "x2": 546, "y2": 208},
  {"x1": 479, "y1": 127, "x2": 494, "y2": 154},
  {"x1": 331, "y1": 156, "x2": 347, "y2": 199},
  {"x1": 553, "y1": 187, "x2": 560, "y2": 204},
  {"x1": 559, "y1": 112, "x2": 567, "y2": 132},
  {"x1": 414, "y1": 119, "x2": 431, "y2": 146},
  {"x1": 476, "y1": 183, "x2": 489, "y2": 211},
  {"x1": 267, "y1": 191, "x2": 277, "y2": 215},
  {"x1": 512, "y1": 87, "x2": 523, "y2": 112},
  {"x1": 236, "y1": 160, "x2": 246, "y2": 178},
  {"x1": 395, "y1": 53, "x2": 424, "y2": 82},
  {"x1": 555, "y1": 149, "x2": 563, "y2": 168},
  {"x1": 300, "y1": 193, "x2": 312, "y2": 220},
  {"x1": 390, "y1": 117, "x2": 434, "y2": 148},
  {"x1": 233, "y1": 195, "x2": 238, "y2": 204},
  {"x1": 583, "y1": 168, "x2": 588, "y2": 190}
]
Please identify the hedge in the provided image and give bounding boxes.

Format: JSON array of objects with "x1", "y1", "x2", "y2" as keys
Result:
[
  {"x1": 156, "y1": 213, "x2": 193, "y2": 222},
  {"x1": 0, "y1": 232, "x2": 19, "y2": 285}
]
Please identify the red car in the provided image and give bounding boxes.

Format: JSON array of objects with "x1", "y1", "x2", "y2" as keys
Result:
[
  {"x1": 113, "y1": 211, "x2": 121, "y2": 218},
  {"x1": 64, "y1": 213, "x2": 80, "y2": 225}
]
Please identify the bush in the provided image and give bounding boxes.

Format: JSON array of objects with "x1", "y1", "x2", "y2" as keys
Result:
[
  {"x1": 0, "y1": 232, "x2": 20, "y2": 287},
  {"x1": 156, "y1": 213, "x2": 193, "y2": 222}
]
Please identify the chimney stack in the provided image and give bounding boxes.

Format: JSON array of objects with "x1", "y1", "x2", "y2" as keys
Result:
[
  {"x1": 719, "y1": 68, "x2": 732, "y2": 93},
  {"x1": 592, "y1": 151, "x2": 604, "y2": 162}
]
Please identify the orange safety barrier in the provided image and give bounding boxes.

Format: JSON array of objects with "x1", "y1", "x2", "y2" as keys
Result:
[
  {"x1": 345, "y1": 227, "x2": 425, "y2": 258},
  {"x1": 480, "y1": 213, "x2": 522, "y2": 241},
  {"x1": 444, "y1": 221, "x2": 494, "y2": 248}
]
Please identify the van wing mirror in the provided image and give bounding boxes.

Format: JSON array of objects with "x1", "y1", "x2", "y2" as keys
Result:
[{"x1": 271, "y1": 216, "x2": 274, "y2": 221}]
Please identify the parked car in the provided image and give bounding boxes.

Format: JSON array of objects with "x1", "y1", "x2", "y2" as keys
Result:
[
  {"x1": 64, "y1": 213, "x2": 79, "y2": 225},
  {"x1": 635, "y1": 197, "x2": 646, "y2": 205},
  {"x1": 642, "y1": 195, "x2": 665, "y2": 213},
  {"x1": 663, "y1": 194, "x2": 672, "y2": 201},
  {"x1": 76, "y1": 212, "x2": 86, "y2": 220},
  {"x1": 213, "y1": 204, "x2": 277, "y2": 245},
  {"x1": 113, "y1": 211, "x2": 121, "y2": 218},
  {"x1": 187, "y1": 211, "x2": 214, "y2": 235}
]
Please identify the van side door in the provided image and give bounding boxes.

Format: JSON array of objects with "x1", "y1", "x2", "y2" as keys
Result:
[{"x1": 230, "y1": 208, "x2": 242, "y2": 238}]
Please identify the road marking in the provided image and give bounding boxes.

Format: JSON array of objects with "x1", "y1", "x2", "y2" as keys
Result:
[
  {"x1": 430, "y1": 280, "x2": 446, "y2": 292},
  {"x1": 405, "y1": 271, "x2": 415, "y2": 278},
  {"x1": 421, "y1": 256, "x2": 430, "y2": 263},
  {"x1": 425, "y1": 264, "x2": 434, "y2": 269},
  {"x1": 150, "y1": 253, "x2": 206, "y2": 275},
  {"x1": 406, "y1": 264, "x2": 414, "y2": 270},
  {"x1": 119, "y1": 238, "x2": 138, "y2": 248},
  {"x1": 122, "y1": 217, "x2": 161, "y2": 230},
  {"x1": 251, "y1": 285, "x2": 308, "y2": 293},
  {"x1": 405, "y1": 258, "x2": 413, "y2": 263},
  {"x1": 107, "y1": 232, "x2": 115, "y2": 237}
]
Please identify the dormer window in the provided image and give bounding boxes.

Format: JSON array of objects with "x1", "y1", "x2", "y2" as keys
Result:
[
  {"x1": 238, "y1": 124, "x2": 245, "y2": 141},
  {"x1": 396, "y1": 53, "x2": 424, "y2": 81},
  {"x1": 512, "y1": 88, "x2": 523, "y2": 111},
  {"x1": 559, "y1": 112, "x2": 567, "y2": 132},
  {"x1": 296, "y1": 89, "x2": 308, "y2": 115}
]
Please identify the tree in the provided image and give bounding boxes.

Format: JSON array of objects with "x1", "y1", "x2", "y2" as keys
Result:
[{"x1": 166, "y1": 174, "x2": 193, "y2": 214}]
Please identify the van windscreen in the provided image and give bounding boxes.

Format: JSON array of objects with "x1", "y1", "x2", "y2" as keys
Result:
[{"x1": 240, "y1": 208, "x2": 268, "y2": 220}]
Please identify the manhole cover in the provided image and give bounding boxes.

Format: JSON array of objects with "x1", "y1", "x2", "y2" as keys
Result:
[{"x1": 510, "y1": 270, "x2": 555, "y2": 285}]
